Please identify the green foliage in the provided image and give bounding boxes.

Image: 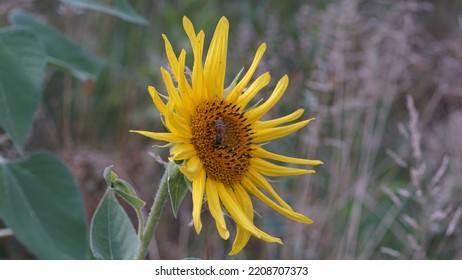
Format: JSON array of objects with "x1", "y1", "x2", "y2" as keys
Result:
[
  {"x1": 90, "y1": 188, "x2": 139, "y2": 260},
  {"x1": 103, "y1": 166, "x2": 145, "y2": 219},
  {"x1": 167, "y1": 163, "x2": 190, "y2": 218},
  {"x1": 0, "y1": 28, "x2": 46, "y2": 150},
  {"x1": 9, "y1": 11, "x2": 105, "y2": 81},
  {"x1": 0, "y1": 152, "x2": 87, "y2": 259},
  {"x1": 104, "y1": 166, "x2": 146, "y2": 210},
  {"x1": 61, "y1": 0, "x2": 149, "y2": 25},
  {"x1": 0, "y1": 0, "x2": 151, "y2": 260}
]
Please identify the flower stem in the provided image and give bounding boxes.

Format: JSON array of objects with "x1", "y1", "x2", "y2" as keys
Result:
[{"x1": 135, "y1": 162, "x2": 171, "y2": 260}]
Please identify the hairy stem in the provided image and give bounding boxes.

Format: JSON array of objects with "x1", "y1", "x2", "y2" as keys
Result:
[{"x1": 135, "y1": 162, "x2": 171, "y2": 260}]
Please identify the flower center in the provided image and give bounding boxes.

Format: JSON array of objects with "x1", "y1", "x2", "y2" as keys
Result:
[{"x1": 191, "y1": 97, "x2": 254, "y2": 186}]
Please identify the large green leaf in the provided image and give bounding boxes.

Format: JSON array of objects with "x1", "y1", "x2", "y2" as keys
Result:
[
  {"x1": 9, "y1": 11, "x2": 105, "y2": 81},
  {"x1": 90, "y1": 188, "x2": 139, "y2": 260},
  {"x1": 0, "y1": 27, "x2": 47, "y2": 149},
  {"x1": 0, "y1": 151, "x2": 87, "y2": 259},
  {"x1": 61, "y1": 0, "x2": 149, "y2": 25}
]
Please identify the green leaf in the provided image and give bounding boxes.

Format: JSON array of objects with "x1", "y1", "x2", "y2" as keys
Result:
[
  {"x1": 0, "y1": 27, "x2": 47, "y2": 149},
  {"x1": 103, "y1": 165, "x2": 118, "y2": 185},
  {"x1": 90, "y1": 188, "x2": 139, "y2": 260},
  {"x1": 102, "y1": 166, "x2": 145, "y2": 242},
  {"x1": 103, "y1": 166, "x2": 145, "y2": 212},
  {"x1": 167, "y1": 163, "x2": 190, "y2": 218},
  {"x1": 61, "y1": 0, "x2": 149, "y2": 25},
  {"x1": 0, "y1": 151, "x2": 87, "y2": 259},
  {"x1": 9, "y1": 11, "x2": 105, "y2": 81},
  {"x1": 112, "y1": 179, "x2": 146, "y2": 211}
]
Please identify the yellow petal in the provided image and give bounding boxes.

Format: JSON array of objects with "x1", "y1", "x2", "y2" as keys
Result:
[
  {"x1": 182, "y1": 16, "x2": 196, "y2": 43},
  {"x1": 234, "y1": 220, "x2": 281, "y2": 246},
  {"x1": 204, "y1": 16, "x2": 229, "y2": 98},
  {"x1": 226, "y1": 183, "x2": 282, "y2": 251},
  {"x1": 235, "y1": 72, "x2": 271, "y2": 109},
  {"x1": 251, "y1": 158, "x2": 315, "y2": 176},
  {"x1": 254, "y1": 229, "x2": 282, "y2": 244},
  {"x1": 129, "y1": 130, "x2": 185, "y2": 143},
  {"x1": 227, "y1": 43, "x2": 267, "y2": 103},
  {"x1": 179, "y1": 155, "x2": 202, "y2": 181},
  {"x1": 229, "y1": 185, "x2": 252, "y2": 255},
  {"x1": 170, "y1": 143, "x2": 196, "y2": 161},
  {"x1": 148, "y1": 86, "x2": 167, "y2": 116},
  {"x1": 176, "y1": 50, "x2": 196, "y2": 116},
  {"x1": 162, "y1": 34, "x2": 179, "y2": 77},
  {"x1": 232, "y1": 184, "x2": 253, "y2": 218},
  {"x1": 206, "y1": 179, "x2": 230, "y2": 240},
  {"x1": 244, "y1": 169, "x2": 293, "y2": 210},
  {"x1": 163, "y1": 106, "x2": 191, "y2": 138},
  {"x1": 192, "y1": 167, "x2": 206, "y2": 234},
  {"x1": 246, "y1": 75, "x2": 288, "y2": 123},
  {"x1": 194, "y1": 31, "x2": 206, "y2": 95},
  {"x1": 242, "y1": 177, "x2": 313, "y2": 224},
  {"x1": 229, "y1": 225, "x2": 251, "y2": 256},
  {"x1": 163, "y1": 106, "x2": 192, "y2": 140},
  {"x1": 253, "y1": 118, "x2": 314, "y2": 143},
  {"x1": 252, "y1": 146, "x2": 323, "y2": 166},
  {"x1": 215, "y1": 181, "x2": 261, "y2": 238},
  {"x1": 160, "y1": 67, "x2": 190, "y2": 119},
  {"x1": 252, "y1": 109, "x2": 304, "y2": 130},
  {"x1": 166, "y1": 104, "x2": 191, "y2": 135},
  {"x1": 183, "y1": 16, "x2": 205, "y2": 102}
]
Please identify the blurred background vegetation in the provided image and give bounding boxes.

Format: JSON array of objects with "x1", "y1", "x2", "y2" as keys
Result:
[{"x1": 1, "y1": 0, "x2": 461, "y2": 259}]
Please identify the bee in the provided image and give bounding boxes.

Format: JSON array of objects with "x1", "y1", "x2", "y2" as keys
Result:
[{"x1": 215, "y1": 118, "x2": 226, "y2": 144}]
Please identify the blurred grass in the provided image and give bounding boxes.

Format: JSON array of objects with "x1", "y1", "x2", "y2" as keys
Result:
[{"x1": 1, "y1": 0, "x2": 462, "y2": 259}]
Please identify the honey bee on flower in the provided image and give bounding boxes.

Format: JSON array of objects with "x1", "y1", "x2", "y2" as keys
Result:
[{"x1": 215, "y1": 118, "x2": 226, "y2": 145}]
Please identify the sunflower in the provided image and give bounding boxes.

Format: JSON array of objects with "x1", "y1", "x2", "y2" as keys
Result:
[{"x1": 131, "y1": 16, "x2": 323, "y2": 255}]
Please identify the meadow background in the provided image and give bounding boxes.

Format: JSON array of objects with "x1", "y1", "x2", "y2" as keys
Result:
[{"x1": 1, "y1": 0, "x2": 461, "y2": 259}]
